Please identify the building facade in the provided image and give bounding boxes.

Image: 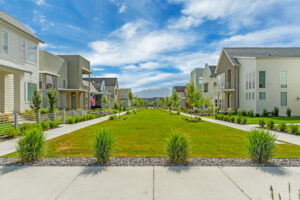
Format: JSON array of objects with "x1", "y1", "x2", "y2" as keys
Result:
[
  {"x1": 119, "y1": 88, "x2": 131, "y2": 107},
  {"x1": 190, "y1": 68, "x2": 204, "y2": 91},
  {"x1": 202, "y1": 64, "x2": 217, "y2": 108},
  {"x1": 173, "y1": 86, "x2": 186, "y2": 107}
]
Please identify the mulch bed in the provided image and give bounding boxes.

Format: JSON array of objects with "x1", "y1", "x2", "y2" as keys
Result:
[{"x1": 0, "y1": 157, "x2": 300, "y2": 167}]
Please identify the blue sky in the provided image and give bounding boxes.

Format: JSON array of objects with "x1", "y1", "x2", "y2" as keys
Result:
[{"x1": 2, "y1": 0, "x2": 300, "y2": 92}]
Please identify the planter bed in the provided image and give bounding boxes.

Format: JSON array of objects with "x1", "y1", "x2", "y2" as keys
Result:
[{"x1": 1, "y1": 157, "x2": 300, "y2": 167}]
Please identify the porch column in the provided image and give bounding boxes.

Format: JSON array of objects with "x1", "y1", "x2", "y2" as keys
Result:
[
  {"x1": 83, "y1": 92, "x2": 86, "y2": 109},
  {"x1": 67, "y1": 92, "x2": 71, "y2": 109},
  {"x1": 76, "y1": 91, "x2": 79, "y2": 109},
  {"x1": 14, "y1": 72, "x2": 25, "y2": 113}
]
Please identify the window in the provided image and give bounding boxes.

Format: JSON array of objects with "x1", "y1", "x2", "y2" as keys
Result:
[
  {"x1": 252, "y1": 92, "x2": 255, "y2": 100},
  {"x1": 46, "y1": 75, "x2": 53, "y2": 89},
  {"x1": 21, "y1": 39, "x2": 26, "y2": 60},
  {"x1": 2, "y1": 30, "x2": 8, "y2": 55},
  {"x1": 199, "y1": 77, "x2": 203, "y2": 85},
  {"x1": 204, "y1": 83, "x2": 208, "y2": 93},
  {"x1": 280, "y1": 71, "x2": 287, "y2": 88},
  {"x1": 39, "y1": 74, "x2": 43, "y2": 89},
  {"x1": 27, "y1": 83, "x2": 37, "y2": 101},
  {"x1": 252, "y1": 72, "x2": 255, "y2": 88},
  {"x1": 280, "y1": 92, "x2": 287, "y2": 106},
  {"x1": 259, "y1": 71, "x2": 266, "y2": 88},
  {"x1": 249, "y1": 73, "x2": 251, "y2": 89},
  {"x1": 63, "y1": 80, "x2": 66, "y2": 88},
  {"x1": 246, "y1": 93, "x2": 248, "y2": 100},
  {"x1": 259, "y1": 92, "x2": 266, "y2": 100},
  {"x1": 26, "y1": 42, "x2": 37, "y2": 63},
  {"x1": 246, "y1": 74, "x2": 248, "y2": 89}
]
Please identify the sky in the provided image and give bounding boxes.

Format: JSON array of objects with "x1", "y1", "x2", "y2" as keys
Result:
[{"x1": 2, "y1": 0, "x2": 300, "y2": 93}]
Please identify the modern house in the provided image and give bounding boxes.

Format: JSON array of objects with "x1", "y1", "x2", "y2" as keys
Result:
[
  {"x1": 87, "y1": 78, "x2": 119, "y2": 108},
  {"x1": 190, "y1": 68, "x2": 204, "y2": 91},
  {"x1": 119, "y1": 88, "x2": 131, "y2": 107},
  {"x1": 0, "y1": 10, "x2": 44, "y2": 113},
  {"x1": 202, "y1": 63, "x2": 217, "y2": 108},
  {"x1": 173, "y1": 86, "x2": 186, "y2": 107},
  {"x1": 215, "y1": 47, "x2": 300, "y2": 116}
]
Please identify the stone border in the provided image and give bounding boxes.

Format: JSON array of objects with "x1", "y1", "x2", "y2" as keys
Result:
[{"x1": 1, "y1": 157, "x2": 300, "y2": 167}]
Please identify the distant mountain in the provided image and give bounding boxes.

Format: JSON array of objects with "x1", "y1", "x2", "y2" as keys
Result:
[{"x1": 134, "y1": 88, "x2": 172, "y2": 98}]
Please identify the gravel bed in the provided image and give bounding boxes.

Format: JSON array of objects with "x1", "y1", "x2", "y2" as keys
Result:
[{"x1": 0, "y1": 157, "x2": 300, "y2": 167}]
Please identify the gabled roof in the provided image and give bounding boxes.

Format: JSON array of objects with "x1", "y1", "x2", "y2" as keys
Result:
[
  {"x1": 223, "y1": 47, "x2": 300, "y2": 66},
  {"x1": 174, "y1": 86, "x2": 186, "y2": 93},
  {"x1": 0, "y1": 10, "x2": 44, "y2": 43},
  {"x1": 208, "y1": 65, "x2": 216, "y2": 74}
]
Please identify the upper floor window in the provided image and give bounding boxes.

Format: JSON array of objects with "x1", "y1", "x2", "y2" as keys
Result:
[
  {"x1": 2, "y1": 30, "x2": 8, "y2": 55},
  {"x1": 280, "y1": 71, "x2": 287, "y2": 88},
  {"x1": 246, "y1": 73, "x2": 248, "y2": 89},
  {"x1": 259, "y1": 71, "x2": 266, "y2": 88},
  {"x1": 252, "y1": 72, "x2": 255, "y2": 88},
  {"x1": 21, "y1": 39, "x2": 26, "y2": 60},
  {"x1": 249, "y1": 73, "x2": 251, "y2": 89},
  {"x1": 27, "y1": 42, "x2": 37, "y2": 64}
]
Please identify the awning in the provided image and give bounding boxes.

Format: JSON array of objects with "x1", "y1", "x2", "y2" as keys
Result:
[
  {"x1": 39, "y1": 71, "x2": 60, "y2": 77},
  {"x1": 0, "y1": 59, "x2": 32, "y2": 73}
]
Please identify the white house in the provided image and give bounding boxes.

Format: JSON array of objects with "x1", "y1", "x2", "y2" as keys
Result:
[
  {"x1": 202, "y1": 64, "x2": 217, "y2": 108},
  {"x1": 214, "y1": 47, "x2": 300, "y2": 116},
  {"x1": 0, "y1": 10, "x2": 44, "y2": 113}
]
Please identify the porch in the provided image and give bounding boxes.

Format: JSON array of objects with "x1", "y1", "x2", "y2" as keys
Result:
[{"x1": 59, "y1": 89, "x2": 88, "y2": 110}]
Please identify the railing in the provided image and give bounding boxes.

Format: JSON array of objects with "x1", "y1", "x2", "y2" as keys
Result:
[{"x1": 0, "y1": 113, "x2": 14, "y2": 135}]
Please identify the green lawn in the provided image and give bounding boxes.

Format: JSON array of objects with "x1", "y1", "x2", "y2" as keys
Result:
[{"x1": 5, "y1": 109, "x2": 300, "y2": 158}]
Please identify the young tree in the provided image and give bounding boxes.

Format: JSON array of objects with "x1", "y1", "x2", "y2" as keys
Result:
[
  {"x1": 195, "y1": 90, "x2": 204, "y2": 110},
  {"x1": 47, "y1": 89, "x2": 57, "y2": 113},
  {"x1": 30, "y1": 89, "x2": 42, "y2": 113},
  {"x1": 165, "y1": 96, "x2": 171, "y2": 108},
  {"x1": 171, "y1": 90, "x2": 180, "y2": 110},
  {"x1": 101, "y1": 96, "x2": 108, "y2": 108},
  {"x1": 159, "y1": 97, "x2": 165, "y2": 107},
  {"x1": 186, "y1": 82, "x2": 197, "y2": 119},
  {"x1": 128, "y1": 91, "x2": 133, "y2": 107}
]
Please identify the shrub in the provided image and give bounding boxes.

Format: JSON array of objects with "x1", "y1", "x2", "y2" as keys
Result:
[
  {"x1": 229, "y1": 116, "x2": 235, "y2": 123},
  {"x1": 223, "y1": 116, "x2": 229, "y2": 122},
  {"x1": 259, "y1": 119, "x2": 265, "y2": 128},
  {"x1": 247, "y1": 109, "x2": 254, "y2": 117},
  {"x1": 176, "y1": 111, "x2": 180, "y2": 115},
  {"x1": 255, "y1": 113, "x2": 260, "y2": 117},
  {"x1": 219, "y1": 114, "x2": 224, "y2": 120},
  {"x1": 242, "y1": 110, "x2": 247, "y2": 116},
  {"x1": 290, "y1": 125, "x2": 298, "y2": 134},
  {"x1": 109, "y1": 115, "x2": 116, "y2": 120},
  {"x1": 214, "y1": 106, "x2": 220, "y2": 114},
  {"x1": 262, "y1": 108, "x2": 269, "y2": 117},
  {"x1": 286, "y1": 108, "x2": 292, "y2": 117},
  {"x1": 66, "y1": 117, "x2": 75, "y2": 124},
  {"x1": 166, "y1": 132, "x2": 189, "y2": 164},
  {"x1": 41, "y1": 121, "x2": 50, "y2": 131},
  {"x1": 40, "y1": 108, "x2": 48, "y2": 114},
  {"x1": 248, "y1": 129, "x2": 276, "y2": 163},
  {"x1": 94, "y1": 129, "x2": 113, "y2": 164},
  {"x1": 17, "y1": 128, "x2": 45, "y2": 162},
  {"x1": 237, "y1": 108, "x2": 242, "y2": 116},
  {"x1": 242, "y1": 118, "x2": 247, "y2": 124},
  {"x1": 236, "y1": 116, "x2": 242, "y2": 124},
  {"x1": 18, "y1": 123, "x2": 42, "y2": 134},
  {"x1": 227, "y1": 108, "x2": 232, "y2": 116},
  {"x1": 266, "y1": 120, "x2": 275, "y2": 130},
  {"x1": 278, "y1": 122, "x2": 286, "y2": 132},
  {"x1": 273, "y1": 107, "x2": 279, "y2": 117},
  {"x1": 5, "y1": 128, "x2": 19, "y2": 138},
  {"x1": 126, "y1": 111, "x2": 130, "y2": 115}
]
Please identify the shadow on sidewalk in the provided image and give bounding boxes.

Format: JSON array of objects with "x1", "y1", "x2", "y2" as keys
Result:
[
  {"x1": 79, "y1": 166, "x2": 108, "y2": 176},
  {"x1": 256, "y1": 166, "x2": 288, "y2": 176}
]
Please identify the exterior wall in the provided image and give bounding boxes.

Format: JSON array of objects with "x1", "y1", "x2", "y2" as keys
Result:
[
  {"x1": 202, "y1": 66, "x2": 217, "y2": 107},
  {"x1": 119, "y1": 88, "x2": 131, "y2": 107},
  {"x1": 0, "y1": 19, "x2": 40, "y2": 113},
  {"x1": 190, "y1": 68, "x2": 204, "y2": 91},
  {"x1": 59, "y1": 55, "x2": 81, "y2": 89}
]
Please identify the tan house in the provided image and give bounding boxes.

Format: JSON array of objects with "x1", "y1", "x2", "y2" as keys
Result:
[{"x1": 0, "y1": 10, "x2": 44, "y2": 113}]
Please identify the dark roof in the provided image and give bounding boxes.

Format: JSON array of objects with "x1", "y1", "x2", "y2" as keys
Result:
[
  {"x1": 208, "y1": 65, "x2": 216, "y2": 74},
  {"x1": 174, "y1": 86, "x2": 186, "y2": 93},
  {"x1": 0, "y1": 10, "x2": 44, "y2": 43},
  {"x1": 223, "y1": 47, "x2": 300, "y2": 66},
  {"x1": 87, "y1": 78, "x2": 118, "y2": 87}
]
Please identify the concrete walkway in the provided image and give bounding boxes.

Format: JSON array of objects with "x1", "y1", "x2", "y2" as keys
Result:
[
  {"x1": 180, "y1": 112, "x2": 300, "y2": 146},
  {"x1": 0, "y1": 112, "x2": 126, "y2": 157},
  {"x1": 0, "y1": 166, "x2": 299, "y2": 200}
]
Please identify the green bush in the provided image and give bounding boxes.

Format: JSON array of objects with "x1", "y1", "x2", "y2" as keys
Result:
[
  {"x1": 267, "y1": 120, "x2": 274, "y2": 130},
  {"x1": 248, "y1": 129, "x2": 276, "y2": 163},
  {"x1": 41, "y1": 121, "x2": 50, "y2": 131},
  {"x1": 109, "y1": 115, "x2": 116, "y2": 120},
  {"x1": 286, "y1": 108, "x2": 292, "y2": 117},
  {"x1": 290, "y1": 125, "x2": 298, "y2": 134},
  {"x1": 262, "y1": 108, "x2": 269, "y2": 117},
  {"x1": 94, "y1": 129, "x2": 113, "y2": 164},
  {"x1": 219, "y1": 114, "x2": 224, "y2": 120},
  {"x1": 5, "y1": 128, "x2": 19, "y2": 138},
  {"x1": 223, "y1": 116, "x2": 229, "y2": 122},
  {"x1": 237, "y1": 108, "x2": 242, "y2": 116},
  {"x1": 255, "y1": 113, "x2": 260, "y2": 117},
  {"x1": 66, "y1": 117, "x2": 75, "y2": 124},
  {"x1": 19, "y1": 123, "x2": 42, "y2": 134},
  {"x1": 278, "y1": 122, "x2": 286, "y2": 132},
  {"x1": 236, "y1": 116, "x2": 242, "y2": 124},
  {"x1": 230, "y1": 116, "x2": 235, "y2": 123},
  {"x1": 40, "y1": 108, "x2": 48, "y2": 114},
  {"x1": 17, "y1": 128, "x2": 45, "y2": 162},
  {"x1": 273, "y1": 107, "x2": 279, "y2": 117},
  {"x1": 259, "y1": 119, "x2": 265, "y2": 128},
  {"x1": 242, "y1": 117, "x2": 247, "y2": 124},
  {"x1": 166, "y1": 132, "x2": 189, "y2": 164},
  {"x1": 247, "y1": 109, "x2": 254, "y2": 117}
]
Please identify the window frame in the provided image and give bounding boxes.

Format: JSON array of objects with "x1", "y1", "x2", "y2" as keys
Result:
[
  {"x1": 280, "y1": 92, "x2": 287, "y2": 107},
  {"x1": 280, "y1": 71, "x2": 287, "y2": 88},
  {"x1": 259, "y1": 71, "x2": 266, "y2": 88},
  {"x1": 2, "y1": 29, "x2": 9, "y2": 56},
  {"x1": 259, "y1": 92, "x2": 266, "y2": 100}
]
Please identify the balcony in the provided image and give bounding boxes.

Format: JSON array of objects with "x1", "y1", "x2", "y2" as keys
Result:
[{"x1": 224, "y1": 81, "x2": 235, "y2": 92}]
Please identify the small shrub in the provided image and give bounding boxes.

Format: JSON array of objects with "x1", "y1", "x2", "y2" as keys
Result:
[
  {"x1": 214, "y1": 106, "x2": 220, "y2": 114},
  {"x1": 41, "y1": 121, "x2": 50, "y2": 131},
  {"x1": 66, "y1": 117, "x2": 75, "y2": 124},
  {"x1": 109, "y1": 115, "x2": 116, "y2": 120},
  {"x1": 236, "y1": 116, "x2": 242, "y2": 124},
  {"x1": 237, "y1": 108, "x2": 242, "y2": 116},
  {"x1": 242, "y1": 117, "x2": 247, "y2": 124},
  {"x1": 259, "y1": 119, "x2": 265, "y2": 128},
  {"x1": 40, "y1": 108, "x2": 48, "y2": 114},
  {"x1": 242, "y1": 110, "x2": 247, "y2": 116},
  {"x1": 290, "y1": 125, "x2": 298, "y2": 134},
  {"x1": 247, "y1": 109, "x2": 254, "y2": 117},
  {"x1": 17, "y1": 128, "x2": 45, "y2": 162},
  {"x1": 262, "y1": 108, "x2": 269, "y2": 117},
  {"x1": 278, "y1": 122, "x2": 286, "y2": 132},
  {"x1": 248, "y1": 129, "x2": 276, "y2": 163},
  {"x1": 227, "y1": 108, "x2": 232, "y2": 116},
  {"x1": 230, "y1": 116, "x2": 235, "y2": 123},
  {"x1": 19, "y1": 123, "x2": 42, "y2": 134},
  {"x1": 94, "y1": 129, "x2": 113, "y2": 164},
  {"x1": 166, "y1": 132, "x2": 189, "y2": 164},
  {"x1": 195, "y1": 116, "x2": 201, "y2": 121},
  {"x1": 266, "y1": 120, "x2": 275, "y2": 130},
  {"x1": 176, "y1": 111, "x2": 180, "y2": 115},
  {"x1": 5, "y1": 128, "x2": 19, "y2": 138},
  {"x1": 286, "y1": 107, "x2": 292, "y2": 117},
  {"x1": 255, "y1": 113, "x2": 260, "y2": 117},
  {"x1": 219, "y1": 114, "x2": 224, "y2": 120},
  {"x1": 223, "y1": 116, "x2": 229, "y2": 122},
  {"x1": 126, "y1": 111, "x2": 130, "y2": 115},
  {"x1": 273, "y1": 107, "x2": 279, "y2": 117}
]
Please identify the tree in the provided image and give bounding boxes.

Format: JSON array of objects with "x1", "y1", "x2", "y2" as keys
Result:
[
  {"x1": 195, "y1": 90, "x2": 204, "y2": 109},
  {"x1": 186, "y1": 82, "x2": 197, "y2": 119},
  {"x1": 30, "y1": 89, "x2": 41, "y2": 113},
  {"x1": 101, "y1": 96, "x2": 108, "y2": 108},
  {"x1": 159, "y1": 97, "x2": 165, "y2": 107},
  {"x1": 153, "y1": 100, "x2": 158, "y2": 107},
  {"x1": 47, "y1": 89, "x2": 57, "y2": 113},
  {"x1": 170, "y1": 90, "x2": 180, "y2": 110},
  {"x1": 165, "y1": 96, "x2": 171, "y2": 108},
  {"x1": 128, "y1": 91, "x2": 133, "y2": 107}
]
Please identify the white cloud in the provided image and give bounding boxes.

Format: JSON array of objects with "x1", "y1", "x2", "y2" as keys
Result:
[
  {"x1": 119, "y1": 3, "x2": 127, "y2": 13},
  {"x1": 39, "y1": 43, "x2": 68, "y2": 50},
  {"x1": 110, "y1": 0, "x2": 127, "y2": 13},
  {"x1": 122, "y1": 65, "x2": 139, "y2": 70},
  {"x1": 92, "y1": 67, "x2": 104, "y2": 71},
  {"x1": 34, "y1": 0, "x2": 46, "y2": 6},
  {"x1": 24, "y1": 24, "x2": 36, "y2": 34},
  {"x1": 33, "y1": 9, "x2": 54, "y2": 31}
]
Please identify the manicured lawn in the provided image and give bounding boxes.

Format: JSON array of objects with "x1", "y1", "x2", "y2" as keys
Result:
[{"x1": 5, "y1": 109, "x2": 300, "y2": 158}]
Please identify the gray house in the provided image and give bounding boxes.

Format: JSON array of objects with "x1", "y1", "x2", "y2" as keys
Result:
[
  {"x1": 190, "y1": 68, "x2": 204, "y2": 91},
  {"x1": 119, "y1": 88, "x2": 131, "y2": 107}
]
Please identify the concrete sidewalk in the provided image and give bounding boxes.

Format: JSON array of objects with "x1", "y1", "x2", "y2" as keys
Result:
[
  {"x1": 0, "y1": 166, "x2": 299, "y2": 200},
  {"x1": 180, "y1": 112, "x2": 300, "y2": 146},
  {"x1": 0, "y1": 112, "x2": 126, "y2": 157}
]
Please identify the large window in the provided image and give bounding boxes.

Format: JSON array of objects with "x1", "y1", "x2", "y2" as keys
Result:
[
  {"x1": 2, "y1": 30, "x2": 8, "y2": 55},
  {"x1": 26, "y1": 42, "x2": 37, "y2": 63},
  {"x1": 46, "y1": 75, "x2": 56, "y2": 89},
  {"x1": 280, "y1": 92, "x2": 287, "y2": 106},
  {"x1": 27, "y1": 83, "x2": 37, "y2": 101},
  {"x1": 280, "y1": 71, "x2": 287, "y2": 88},
  {"x1": 252, "y1": 72, "x2": 255, "y2": 88},
  {"x1": 21, "y1": 39, "x2": 26, "y2": 60},
  {"x1": 259, "y1": 92, "x2": 266, "y2": 100},
  {"x1": 259, "y1": 71, "x2": 265, "y2": 88}
]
